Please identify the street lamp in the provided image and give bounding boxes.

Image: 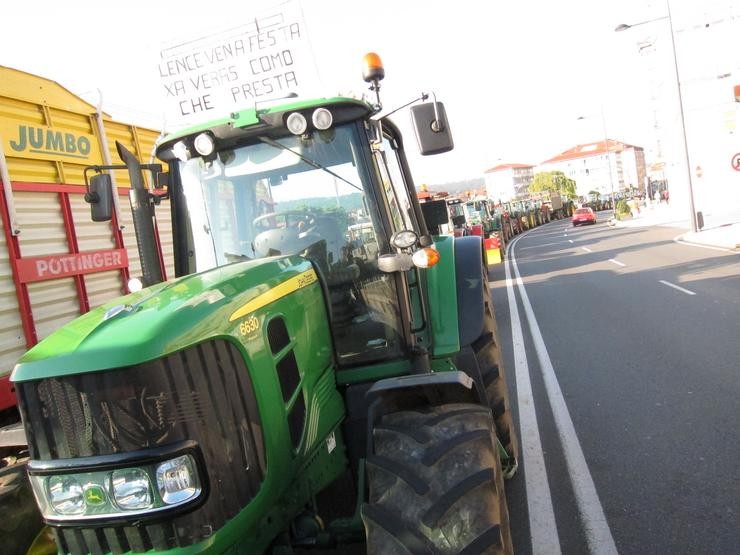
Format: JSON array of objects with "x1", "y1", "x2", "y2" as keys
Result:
[
  {"x1": 577, "y1": 109, "x2": 617, "y2": 215},
  {"x1": 615, "y1": 0, "x2": 699, "y2": 233}
]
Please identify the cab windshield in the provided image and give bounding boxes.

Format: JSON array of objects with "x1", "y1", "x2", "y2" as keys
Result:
[{"x1": 177, "y1": 123, "x2": 405, "y2": 365}]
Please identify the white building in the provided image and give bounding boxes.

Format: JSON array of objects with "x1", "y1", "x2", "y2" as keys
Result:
[
  {"x1": 538, "y1": 140, "x2": 647, "y2": 198},
  {"x1": 614, "y1": 2, "x2": 740, "y2": 220},
  {"x1": 483, "y1": 163, "x2": 534, "y2": 203}
]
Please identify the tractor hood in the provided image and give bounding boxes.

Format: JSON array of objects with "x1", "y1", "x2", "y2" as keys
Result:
[{"x1": 12, "y1": 256, "x2": 315, "y2": 382}]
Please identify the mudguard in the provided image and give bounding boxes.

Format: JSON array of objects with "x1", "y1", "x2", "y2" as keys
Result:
[
  {"x1": 364, "y1": 371, "x2": 484, "y2": 452},
  {"x1": 454, "y1": 235, "x2": 486, "y2": 347}
]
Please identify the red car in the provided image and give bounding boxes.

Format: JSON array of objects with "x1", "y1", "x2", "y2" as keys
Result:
[{"x1": 572, "y1": 207, "x2": 597, "y2": 226}]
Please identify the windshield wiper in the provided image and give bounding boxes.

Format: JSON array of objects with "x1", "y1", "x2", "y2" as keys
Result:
[{"x1": 257, "y1": 136, "x2": 362, "y2": 192}]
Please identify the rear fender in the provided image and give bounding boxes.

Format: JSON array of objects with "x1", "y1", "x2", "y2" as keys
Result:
[
  {"x1": 425, "y1": 236, "x2": 460, "y2": 356},
  {"x1": 364, "y1": 371, "x2": 485, "y2": 456},
  {"x1": 342, "y1": 371, "x2": 486, "y2": 473},
  {"x1": 453, "y1": 235, "x2": 486, "y2": 347}
]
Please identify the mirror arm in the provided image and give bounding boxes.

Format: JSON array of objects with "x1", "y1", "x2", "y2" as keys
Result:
[
  {"x1": 376, "y1": 92, "x2": 429, "y2": 120},
  {"x1": 431, "y1": 92, "x2": 443, "y2": 132}
]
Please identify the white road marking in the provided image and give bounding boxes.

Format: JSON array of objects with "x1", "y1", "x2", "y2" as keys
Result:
[
  {"x1": 519, "y1": 241, "x2": 566, "y2": 250},
  {"x1": 568, "y1": 239, "x2": 574, "y2": 244},
  {"x1": 608, "y1": 258, "x2": 625, "y2": 267},
  {"x1": 503, "y1": 239, "x2": 561, "y2": 555},
  {"x1": 581, "y1": 246, "x2": 592, "y2": 253},
  {"x1": 509, "y1": 235, "x2": 619, "y2": 555},
  {"x1": 659, "y1": 280, "x2": 696, "y2": 296}
]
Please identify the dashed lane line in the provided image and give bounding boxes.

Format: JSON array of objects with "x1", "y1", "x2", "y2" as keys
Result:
[
  {"x1": 581, "y1": 246, "x2": 592, "y2": 253},
  {"x1": 519, "y1": 241, "x2": 569, "y2": 250},
  {"x1": 659, "y1": 280, "x2": 696, "y2": 296},
  {"x1": 608, "y1": 258, "x2": 625, "y2": 267}
]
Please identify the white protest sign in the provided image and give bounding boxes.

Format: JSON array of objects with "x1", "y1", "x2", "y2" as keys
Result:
[{"x1": 158, "y1": 0, "x2": 320, "y2": 127}]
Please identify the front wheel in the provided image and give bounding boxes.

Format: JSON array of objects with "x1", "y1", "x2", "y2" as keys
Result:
[{"x1": 363, "y1": 404, "x2": 513, "y2": 555}]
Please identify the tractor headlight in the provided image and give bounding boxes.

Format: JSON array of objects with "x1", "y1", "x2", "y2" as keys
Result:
[
  {"x1": 47, "y1": 475, "x2": 85, "y2": 515},
  {"x1": 28, "y1": 445, "x2": 204, "y2": 522},
  {"x1": 111, "y1": 468, "x2": 153, "y2": 510},
  {"x1": 156, "y1": 455, "x2": 199, "y2": 505}
]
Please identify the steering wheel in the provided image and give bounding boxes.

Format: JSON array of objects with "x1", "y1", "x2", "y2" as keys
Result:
[
  {"x1": 252, "y1": 210, "x2": 323, "y2": 258},
  {"x1": 253, "y1": 210, "x2": 320, "y2": 233}
]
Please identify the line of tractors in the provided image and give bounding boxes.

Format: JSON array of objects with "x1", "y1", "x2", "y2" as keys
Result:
[{"x1": 419, "y1": 193, "x2": 579, "y2": 263}]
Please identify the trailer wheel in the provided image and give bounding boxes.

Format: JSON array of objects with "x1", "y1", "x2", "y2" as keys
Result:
[
  {"x1": 363, "y1": 403, "x2": 512, "y2": 555},
  {"x1": 456, "y1": 265, "x2": 519, "y2": 477}
]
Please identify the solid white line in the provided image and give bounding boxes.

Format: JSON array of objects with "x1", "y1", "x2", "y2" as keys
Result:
[
  {"x1": 659, "y1": 280, "x2": 696, "y2": 295},
  {"x1": 510, "y1": 239, "x2": 619, "y2": 555},
  {"x1": 581, "y1": 246, "x2": 592, "y2": 253},
  {"x1": 608, "y1": 258, "x2": 625, "y2": 267},
  {"x1": 504, "y1": 236, "x2": 561, "y2": 555}
]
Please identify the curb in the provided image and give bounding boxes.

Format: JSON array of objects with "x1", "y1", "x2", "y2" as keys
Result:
[
  {"x1": 675, "y1": 233, "x2": 740, "y2": 252},
  {"x1": 609, "y1": 217, "x2": 740, "y2": 252}
]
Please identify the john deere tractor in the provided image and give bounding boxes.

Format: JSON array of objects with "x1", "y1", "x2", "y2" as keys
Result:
[{"x1": 12, "y1": 54, "x2": 519, "y2": 554}]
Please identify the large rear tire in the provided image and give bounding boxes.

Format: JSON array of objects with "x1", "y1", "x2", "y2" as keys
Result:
[{"x1": 363, "y1": 403, "x2": 513, "y2": 555}]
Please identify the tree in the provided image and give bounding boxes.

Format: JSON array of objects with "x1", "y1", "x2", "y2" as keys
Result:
[{"x1": 529, "y1": 171, "x2": 577, "y2": 199}]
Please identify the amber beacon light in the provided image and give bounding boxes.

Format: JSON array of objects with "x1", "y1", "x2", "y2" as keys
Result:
[{"x1": 362, "y1": 52, "x2": 385, "y2": 83}]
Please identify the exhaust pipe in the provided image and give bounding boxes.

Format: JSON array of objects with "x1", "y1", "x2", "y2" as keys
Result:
[{"x1": 116, "y1": 142, "x2": 164, "y2": 287}]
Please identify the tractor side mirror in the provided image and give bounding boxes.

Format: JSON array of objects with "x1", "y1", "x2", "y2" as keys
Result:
[
  {"x1": 410, "y1": 101, "x2": 454, "y2": 155},
  {"x1": 419, "y1": 199, "x2": 449, "y2": 235},
  {"x1": 85, "y1": 173, "x2": 113, "y2": 222},
  {"x1": 155, "y1": 171, "x2": 169, "y2": 190}
]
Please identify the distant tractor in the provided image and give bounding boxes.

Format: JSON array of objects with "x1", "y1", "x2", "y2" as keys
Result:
[{"x1": 13, "y1": 54, "x2": 519, "y2": 554}]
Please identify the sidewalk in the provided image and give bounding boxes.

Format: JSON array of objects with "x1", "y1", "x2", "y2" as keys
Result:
[{"x1": 611, "y1": 202, "x2": 740, "y2": 251}]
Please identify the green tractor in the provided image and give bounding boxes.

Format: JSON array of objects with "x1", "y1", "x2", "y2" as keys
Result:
[{"x1": 12, "y1": 54, "x2": 519, "y2": 555}]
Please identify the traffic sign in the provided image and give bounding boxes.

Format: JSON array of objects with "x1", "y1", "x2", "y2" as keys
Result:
[{"x1": 733, "y1": 152, "x2": 740, "y2": 171}]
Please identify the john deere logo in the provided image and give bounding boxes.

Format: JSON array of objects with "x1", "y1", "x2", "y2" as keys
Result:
[{"x1": 84, "y1": 485, "x2": 106, "y2": 506}]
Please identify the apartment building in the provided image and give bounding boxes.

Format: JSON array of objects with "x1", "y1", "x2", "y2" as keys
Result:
[
  {"x1": 538, "y1": 140, "x2": 647, "y2": 198},
  {"x1": 483, "y1": 163, "x2": 535, "y2": 203}
]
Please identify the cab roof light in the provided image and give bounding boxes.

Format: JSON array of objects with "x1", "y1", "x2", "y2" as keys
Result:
[
  {"x1": 312, "y1": 108, "x2": 333, "y2": 130},
  {"x1": 286, "y1": 112, "x2": 308, "y2": 135},
  {"x1": 193, "y1": 133, "x2": 215, "y2": 156}
]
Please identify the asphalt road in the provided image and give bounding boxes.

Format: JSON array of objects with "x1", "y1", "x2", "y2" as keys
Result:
[{"x1": 489, "y1": 212, "x2": 740, "y2": 554}]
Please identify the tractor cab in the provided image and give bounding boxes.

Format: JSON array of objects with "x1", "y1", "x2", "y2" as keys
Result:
[{"x1": 165, "y1": 112, "x2": 414, "y2": 366}]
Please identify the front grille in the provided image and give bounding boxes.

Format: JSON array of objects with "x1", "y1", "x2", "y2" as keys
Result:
[{"x1": 17, "y1": 339, "x2": 265, "y2": 554}]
